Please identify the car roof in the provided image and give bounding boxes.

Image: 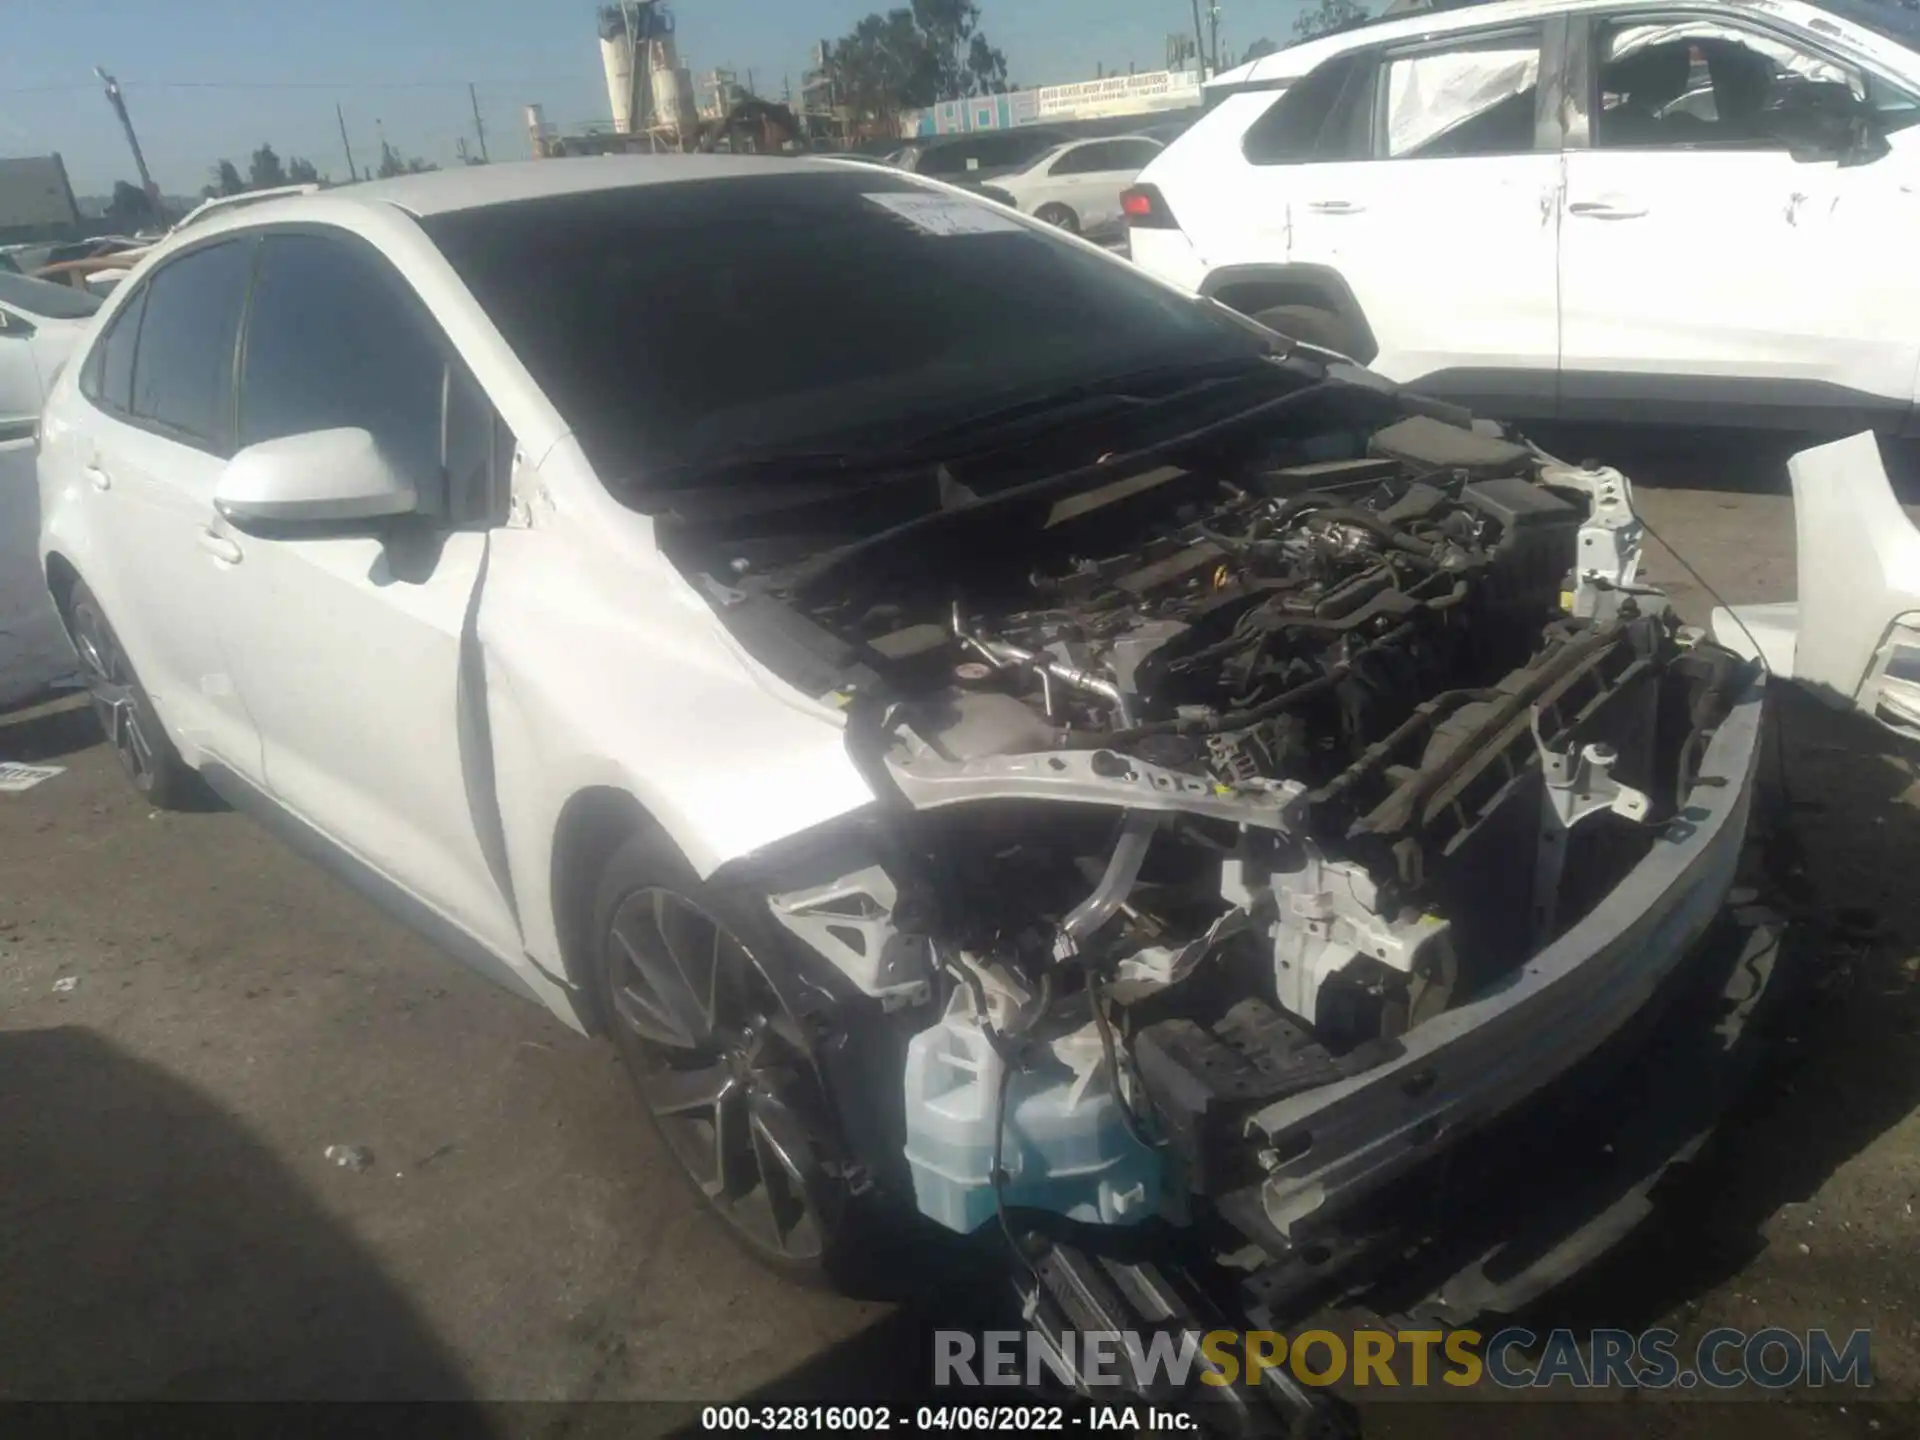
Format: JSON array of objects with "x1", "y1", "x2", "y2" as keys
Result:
[
  {"x1": 202, "y1": 155, "x2": 850, "y2": 227},
  {"x1": 1204, "y1": 0, "x2": 1917, "y2": 88}
]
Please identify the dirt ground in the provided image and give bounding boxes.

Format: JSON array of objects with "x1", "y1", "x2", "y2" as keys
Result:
[{"x1": 3, "y1": 425, "x2": 1919, "y2": 1435}]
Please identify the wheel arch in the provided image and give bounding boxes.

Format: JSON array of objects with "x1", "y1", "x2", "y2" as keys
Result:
[
  {"x1": 43, "y1": 550, "x2": 82, "y2": 631},
  {"x1": 1199, "y1": 263, "x2": 1379, "y2": 365},
  {"x1": 549, "y1": 784, "x2": 668, "y2": 1034}
]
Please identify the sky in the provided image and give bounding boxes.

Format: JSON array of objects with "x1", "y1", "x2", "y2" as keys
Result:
[{"x1": 0, "y1": 0, "x2": 1315, "y2": 197}]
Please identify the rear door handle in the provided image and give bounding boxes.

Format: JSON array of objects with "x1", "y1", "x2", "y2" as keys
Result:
[
  {"x1": 1306, "y1": 199, "x2": 1363, "y2": 214},
  {"x1": 83, "y1": 464, "x2": 111, "y2": 492},
  {"x1": 197, "y1": 527, "x2": 242, "y2": 565},
  {"x1": 1567, "y1": 200, "x2": 1648, "y2": 219}
]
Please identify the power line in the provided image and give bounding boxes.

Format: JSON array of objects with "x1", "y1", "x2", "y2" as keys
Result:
[{"x1": 117, "y1": 75, "x2": 595, "y2": 93}]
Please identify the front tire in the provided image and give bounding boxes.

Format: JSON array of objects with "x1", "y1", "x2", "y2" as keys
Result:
[
  {"x1": 66, "y1": 580, "x2": 202, "y2": 809},
  {"x1": 1034, "y1": 202, "x2": 1080, "y2": 233},
  {"x1": 590, "y1": 828, "x2": 872, "y2": 1289}
]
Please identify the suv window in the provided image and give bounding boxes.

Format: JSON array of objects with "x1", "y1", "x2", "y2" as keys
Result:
[
  {"x1": 128, "y1": 239, "x2": 253, "y2": 450},
  {"x1": 81, "y1": 285, "x2": 147, "y2": 414},
  {"x1": 1593, "y1": 17, "x2": 1917, "y2": 148},
  {"x1": 1244, "y1": 53, "x2": 1379, "y2": 163},
  {"x1": 1384, "y1": 32, "x2": 1542, "y2": 157},
  {"x1": 238, "y1": 231, "x2": 505, "y2": 523}
]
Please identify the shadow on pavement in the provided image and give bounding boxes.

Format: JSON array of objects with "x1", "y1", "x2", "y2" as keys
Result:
[
  {"x1": 0, "y1": 695, "x2": 103, "y2": 765},
  {"x1": 0, "y1": 1026, "x2": 482, "y2": 1406}
]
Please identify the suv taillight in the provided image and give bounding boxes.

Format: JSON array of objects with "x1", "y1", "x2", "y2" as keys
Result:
[{"x1": 1120, "y1": 183, "x2": 1178, "y2": 229}]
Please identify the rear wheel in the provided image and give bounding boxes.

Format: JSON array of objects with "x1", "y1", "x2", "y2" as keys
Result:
[
  {"x1": 592, "y1": 830, "x2": 871, "y2": 1287},
  {"x1": 1249, "y1": 303, "x2": 1364, "y2": 360},
  {"x1": 66, "y1": 580, "x2": 201, "y2": 809},
  {"x1": 1034, "y1": 202, "x2": 1080, "y2": 234}
]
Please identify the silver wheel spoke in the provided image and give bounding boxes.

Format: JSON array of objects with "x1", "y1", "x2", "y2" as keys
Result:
[
  {"x1": 609, "y1": 927, "x2": 698, "y2": 1048},
  {"x1": 709, "y1": 1084, "x2": 753, "y2": 1200},
  {"x1": 747, "y1": 1093, "x2": 812, "y2": 1253},
  {"x1": 611, "y1": 888, "x2": 827, "y2": 1262},
  {"x1": 644, "y1": 1061, "x2": 734, "y2": 1118},
  {"x1": 651, "y1": 892, "x2": 721, "y2": 1037}
]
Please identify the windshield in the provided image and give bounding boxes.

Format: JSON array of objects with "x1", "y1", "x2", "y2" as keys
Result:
[
  {"x1": 423, "y1": 169, "x2": 1266, "y2": 486},
  {"x1": 0, "y1": 271, "x2": 102, "y2": 319}
]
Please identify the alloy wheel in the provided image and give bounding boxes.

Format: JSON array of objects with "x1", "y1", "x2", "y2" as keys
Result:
[
  {"x1": 605, "y1": 888, "x2": 829, "y2": 1262},
  {"x1": 71, "y1": 600, "x2": 157, "y2": 793}
]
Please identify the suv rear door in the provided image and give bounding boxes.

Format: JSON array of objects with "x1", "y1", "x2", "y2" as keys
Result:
[{"x1": 1255, "y1": 26, "x2": 1561, "y2": 401}]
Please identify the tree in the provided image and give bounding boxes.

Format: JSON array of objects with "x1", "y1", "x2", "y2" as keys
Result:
[
  {"x1": 103, "y1": 180, "x2": 152, "y2": 232},
  {"x1": 287, "y1": 157, "x2": 321, "y2": 184},
  {"x1": 375, "y1": 141, "x2": 438, "y2": 179},
  {"x1": 828, "y1": 10, "x2": 936, "y2": 130},
  {"x1": 206, "y1": 159, "x2": 246, "y2": 198},
  {"x1": 1293, "y1": 0, "x2": 1368, "y2": 40},
  {"x1": 248, "y1": 142, "x2": 288, "y2": 190},
  {"x1": 826, "y1": 0, "x2": 1009, "y2": 129},
  {"x1": 910, "y1": 0, "x2": 1006, "y2": 97},
  {"x1": 1243, "y1": 36, "x2": 1281, "y2": 61}
]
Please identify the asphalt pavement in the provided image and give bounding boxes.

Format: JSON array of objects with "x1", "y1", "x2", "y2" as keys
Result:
[{"x1": 3, "y1": 426, "x2": 1920, "y2": 1435}]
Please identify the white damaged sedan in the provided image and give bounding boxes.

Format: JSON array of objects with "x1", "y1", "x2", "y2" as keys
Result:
[{"x1": 38, "y1": 157, "x2": 1779, "y2": 1417}]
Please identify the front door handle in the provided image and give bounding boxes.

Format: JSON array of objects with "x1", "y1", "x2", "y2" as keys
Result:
[
  {"x1": 197, "y1": 527, "x2": 243, "y2": 565},
  {"x1": 1306, "y1": 199, "x2": 1364, "y2": 214},
  {"x1": 1567, "y1": 200, "x2": 1648, "y2": 219},
  {"x1": 83, "y1": 464, "x2": 111, "y2": 492}
]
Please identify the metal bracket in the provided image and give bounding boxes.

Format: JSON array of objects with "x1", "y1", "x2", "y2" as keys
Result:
[{"x1": 1530, "y1": 716, "x2": 1652, "y2": 943}]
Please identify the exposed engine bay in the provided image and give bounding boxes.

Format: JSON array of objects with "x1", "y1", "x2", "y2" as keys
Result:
[{"x1": 674, "y1": 406, "x2": 1755, "y2": 1270}]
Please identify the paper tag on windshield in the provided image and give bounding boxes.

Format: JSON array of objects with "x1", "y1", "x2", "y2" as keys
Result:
[{"x1": 865, "y1": 192, "x2": 1022, "y2": 237}]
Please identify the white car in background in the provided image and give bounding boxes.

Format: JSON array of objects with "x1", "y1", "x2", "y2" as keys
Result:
[
  {"x1": 978, "y1": 135, "x2": 1163, "y2": 235},
  {"x1": 2, "y1": 273, "x2": 99, "y2": 707},
  {"x1": 1126, "y1": 0, "x2": 1920, "y2": 432}
]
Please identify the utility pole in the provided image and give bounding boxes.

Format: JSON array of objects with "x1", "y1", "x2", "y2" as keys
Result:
[
  {"x1": 1188, "y1": 0, "x2": 1208, "y2": 77},
  {"x1": 92, "y1": 68, "x2": 160, "y2": 224},
  {"x1": 336, "y1": 102, "x2": 360, "y2": 182},
  {"x1": 468, "y1": 82, "x2": 490, "y2": 162},
  {"x1": 1208, "y1": 5, "x2": 1221, "y2": 73}
]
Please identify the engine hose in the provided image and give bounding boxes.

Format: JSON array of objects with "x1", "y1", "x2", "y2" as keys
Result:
[
  {"x1": 1088, "y1": 973, "x2": 1159, "y2": 1153},
  {"x1": 1089, "y1": 621, "x2": 1417, "y2": 742}
]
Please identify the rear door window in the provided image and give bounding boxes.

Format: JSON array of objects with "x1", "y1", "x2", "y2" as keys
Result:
[
  {"x1": 127, "y1": 239, "x2": 253, "y2": 451},
  {"x1": 1243, "y1": 53, "x2": 1380, "y2": 162},
  {"x1": 81, "y1": 286, "x2": 146, "y2": 415},
  {"x1": 1383, "y1": 30, "x2": 1543, "y2": 157}
]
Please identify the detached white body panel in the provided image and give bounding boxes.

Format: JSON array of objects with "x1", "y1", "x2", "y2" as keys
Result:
[{"x1": 1713, "y1": 430, "x2": 1920, "y2": 737}]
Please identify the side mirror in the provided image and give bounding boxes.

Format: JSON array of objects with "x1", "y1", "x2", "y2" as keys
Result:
[{"x1": 214, "y1": 427, "x2": 418, "y2": 528}]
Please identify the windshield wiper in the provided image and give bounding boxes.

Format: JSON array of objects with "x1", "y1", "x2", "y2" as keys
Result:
[
  {"x1": 643, "y1": 353, "x2": 1284, "y2": 490},
  {"x1": 891, "y1": 352, "x2": 1284, "y2": 455}
]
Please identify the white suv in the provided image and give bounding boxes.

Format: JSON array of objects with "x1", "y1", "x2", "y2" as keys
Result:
[{"x1": 1127, "y1": 0, "x2": 1920, "y2": 431}]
